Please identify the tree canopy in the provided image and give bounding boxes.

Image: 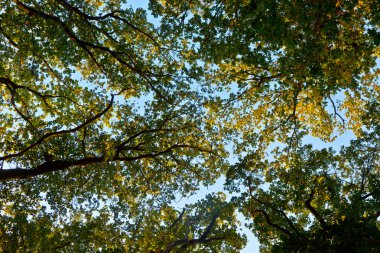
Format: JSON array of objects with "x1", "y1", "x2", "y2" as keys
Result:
[
  {"x1": 151, "y1": 0, "x2": 380, "y2": 144},
  {"x1": 0, "y1": 0, "x2": 379, "y2": 252},
  {"x1": 226, "y1": 128, "x2": 380, "y2": 252}
]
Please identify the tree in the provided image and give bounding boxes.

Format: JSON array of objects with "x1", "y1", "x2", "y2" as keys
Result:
[
  {"x1": 147, "y1": 3, "x2": 380, "y2": 248},
  {"x1": 1, "y1": 0, "x2": 380, "y2": 252},
  {"x1": 150, "y1": 0, "x2": 380, "y2": 149},
  {"x1": 225, "y1": 128, "x2": 380, "y2": 252},
  {"x1": 0, "y1": 0, "x2": 243, "y2": 251},
  {"x1": 0, "y1": 0, "x2": 223, "y2": 182},
  {"x1": 0, "y1": 191, "x2": 246, "y2": 252}
]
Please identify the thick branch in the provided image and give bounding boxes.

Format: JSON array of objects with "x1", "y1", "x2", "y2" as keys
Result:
[
  {"x1": 253, "y1": 209, "x2": 292, "y2": 236},
  {"x1": 169, "y1": 208, "x2": 186, "y2": 230},
  {"x1": 247, "y1": 178, "x2": 300, "y2": 235},
  {"x1": 0, "y1": 142, "x2": 203, "y2": 181},
  {"x1": 305, "y1": 190, "x2": 327, "y2": 229},
  {"x1": 0, "y1": 157, "x2": 103, "y2": 181}
]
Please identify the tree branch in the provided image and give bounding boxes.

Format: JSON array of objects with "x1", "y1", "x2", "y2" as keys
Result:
[
  {"x1": 247, "y1": 177, "x2": 300, "y2": 235},
  {"x1": 14, "y1": 0, "x2": 169, "y2": 101},
  {"x1": 253, "y1": 209, "x2": 292, "y2": 236},
  {"x1": 54, "y1": 0, "x2": 161, "y2": 47},
  {"x1": 305, "y1": 190, "x2": 327, "y2": 229},
  {"x1": 0, "y1": 141, "x2": 211, "y2": 181},
  {"x1": 361, "y1": 188, "x2": 379, "y2": 200},
  {"x1": 0, "y1": 157, "x2": 103, "y2": 181},
  {"x1": 0, "y1": 95, "x2": 114, "y2": 161},
  {"x1": 163, "y1": 210, "x2": 223, "y2": 253}
]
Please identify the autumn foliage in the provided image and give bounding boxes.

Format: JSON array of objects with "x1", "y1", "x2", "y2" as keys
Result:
[{"x1": 0, "y1": 0, "x2": 379, "y2": 252}]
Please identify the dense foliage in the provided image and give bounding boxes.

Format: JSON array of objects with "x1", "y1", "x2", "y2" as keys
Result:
[
  {"x1": 226, "y1": 129, "x2": 380, "y2": 252},
  {"x1": 151, "y1": 0, "x2": 380, "y2": 145},
  {"x1": 0, "y1": 0, "x2": 379, "y2": 252}
]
